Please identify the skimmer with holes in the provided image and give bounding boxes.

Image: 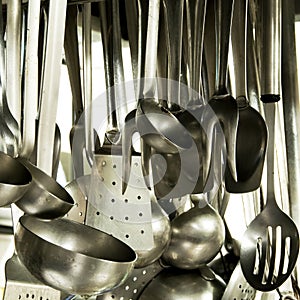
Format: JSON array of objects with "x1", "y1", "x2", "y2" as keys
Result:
[
  {"x1": 85, "y1": 153, "x2": 153, "y2": 251},
  {"x1": 96, "y1": 261, "x2": 163, "y2": 300},
  {"x1": 3, "y1": 254, "x2": 64, "y2": 300}
]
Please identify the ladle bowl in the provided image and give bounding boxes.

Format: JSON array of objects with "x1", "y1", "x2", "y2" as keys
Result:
[
  {"x1": 136, "y1": 99, "x2": 194, "y2": 153},
  {"x1": 15, "y1": 158, "x2": 74, "y2": 219},
  {"x1": 15, "y1": 215, "x2": 137, "y2": 296},
  {"x1": 0, "y1": 152, "x2": 32, "y2": 207}
]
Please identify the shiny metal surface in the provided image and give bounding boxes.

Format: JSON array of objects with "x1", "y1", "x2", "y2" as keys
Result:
[
  {"x1": 240, "y1": 104, "x2": 300, "y2": 291},
  {"x1": 134, "y1": 197, "x2": 171, "y2": 268},
  {"x1": 15, "y1": 158, "x2": 74, "y2": 219},
  {"x1": 281, "y1": 0, "x2": 300, "y2": 286},
  {"x1": 0, "y1": 152, "x2": 32, "y2": 207},
  {"x1": 15, "y1": 215, "x2": 137, "y2": 296},
  {"x1": 207, "y1": 0, "x2": 238, "y2": 182},
  {"x1": 162, "y1": 204, "x2": 225, "y2": 269},
  {"x1": 138, "y1": 267, "x2": 226, "y2": 300}
]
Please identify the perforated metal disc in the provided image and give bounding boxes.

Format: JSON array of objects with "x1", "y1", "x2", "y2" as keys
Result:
[{"x1": 85, "y1": 154, "x2": 154, "y2": 250}]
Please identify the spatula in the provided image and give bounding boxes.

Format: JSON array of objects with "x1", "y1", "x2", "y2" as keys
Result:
[{"x1": 240, "y1": 0, "x2": 299, "y2": 291}]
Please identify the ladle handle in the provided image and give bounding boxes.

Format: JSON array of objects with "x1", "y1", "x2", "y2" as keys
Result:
[
  {"x1": 143, "y1": 0, "x2": 160, "y2": 98},
  {"x1": 162, "y1": 0, "x2": 184, "y2": 107},
  {"x1": 260, "y1": 0, "x2": 281, "y2": 101},
  {"x1": 21, "y1": 0, "x2": 41, "y2": 158},
  {"x1": 192, "y1": 0, "x2": 207, "y2": 94},
  {"x1": 64, "y1": 5, "x2": 83, "y2": 123},
  {"x1": 214, "y1": 0, "x2": 234, "y2": 95},
  {"x1": 99, "y1": 0, "x2": 118, "y2": 134},
  {"x1": 231, "y1": 0, "x2": 248, "y2": 99}
]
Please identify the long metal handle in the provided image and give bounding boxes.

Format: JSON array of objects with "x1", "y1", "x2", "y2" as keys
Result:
[
  {"x1": 282, "y1": 0, "x2": 300, "y2": 285},
  {"x1": 162, "y1": 0, "x2": 184, "y2": 106},
  {"x1": 261, "y1": 0, "x2": 281, "y2": 98},
  {"x1": 6, "y1": 0, "x2": 22, "y2": 126},
  {"x1": 37, "y1": 0, "x2": 68, "y2": 175},
  {"x1": 21, "y1": 0, "x2": 41, "y2": 158},
  {"x1": 231, "y1": 0, "x2": 248, "y2": 98},
  {"x1": 214, "y1": 0, "x2": 234, "y2": 95}
]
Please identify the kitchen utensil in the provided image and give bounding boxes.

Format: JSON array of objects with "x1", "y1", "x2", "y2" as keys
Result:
[
  {"x1": 162, "y1": 0, "x2": 184, "y2": 108},
  {"x1": 240, "y1": 2, "x2": 299, "y2": 290},
  {"x1": 3, "y1": 254, "x2": 62, "y2": 300},
  {"x1": 15, "y1": 215, "x2": 137, "y2": 296},
  {"x1": 138, "y1": 266, "x2": 226, "y2": 299},
  {"x1": 0, "y1": 152, "x2": 32, "y2": 207},
  {"x1": 206, "y1": 0, "x2": 238, "y2": 181},
  {"x1": 0, "y1": 0, "x2": 19, "y2": 157},
  {"x1": 221, "y1": 262, "x2": 256, "y2": 300},
  {"x1": 162, "y1": 195, "x2": 225, "y2": 269},
  {"x1": 86, "y1": 0, "x2": 163, "y2": 265},
  {"x1": 281, "y1": 0, "x2": 300, "y2": 286},
  {"x1": 15, "y1": 157, "x2": 74, "y2": 219},
  {"x1": 65, "y1": 4, "x2": 85, "y2": 178},
  {"x1": 20, "y1": 0, "x2": 40, "y2": 159},
  {"x1": 65, "y1": 175, "x2": 90, "y2": 224},
  {"x1": 98, "y1": 260, "x2": 163, "y2": 300},
  {"x1": 6, "y1": 0, "x2": 22, "y2": 146},
  {"x1": 240, "y1": 103, "x2": 299, "y2": 291},
  {"x1": 36, "y1": 0, "x2": 67, "y2": 175},
  {"x1": 225, "y1": 0, "x2": 267, "y2": 193}
]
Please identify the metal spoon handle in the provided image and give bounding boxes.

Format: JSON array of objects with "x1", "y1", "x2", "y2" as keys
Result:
[
  {"x1": 143, "y1": 0, "x2": 160, "y2": 98},
  {"x1": 6, "y1": 0, "x2": 22, "y2": 125},
  {"x1": 193, "y1": 0, "x2": 207, "y2": 94},
  {"x1": 21, "y1": 0, "x2": 41, "y2": 158},
  {"x1": 99, "y1": 0, "x2": 117, "y2": 134},
  {"x1": 162, "y1": 0, "x2": 184, "y2": 106},
  {"x1": 231, "y1": 0, "x2": 248, "y2": 98},
  {"x1": 260, "y1": 0, "x2": 281, "y2": 99},
  {"x1": 0, "y1": 0, "x2": 6, "y2": 103},
  {"x1": 214, "y1": 0, "x2": 234, "y2": 95}
]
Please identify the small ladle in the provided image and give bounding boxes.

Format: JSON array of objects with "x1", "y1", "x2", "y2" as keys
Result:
[
  {"x1": 224, "y1": 0, "x2": 267, "y2": 193},
  {"x1": 206, "y1": 0, "x2": 238, "y2": 181}
]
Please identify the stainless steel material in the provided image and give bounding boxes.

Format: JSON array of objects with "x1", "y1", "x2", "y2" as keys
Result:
[
  {"x1": 65, "y1": 4, "x2": 85, "y2": 178},
  {"x1": 260, "y1": 0, "x2": 281, "y2": 97},
  {"x1": 225, "y1": 0, "x2": 267, "y2": 193},
  {"x1": 221, "y1": 262, "x2": 256, "y2": 300},
  {"x1": 240, "y1": 104, "x2": 299, "y2": 291},
  {"x1": 15, "y1": 215, "x2": 137, "y2": 296},
  {"x1": 65, "y1": 175, "x2": 90, "y2": 223},
  {"x1": 97, "y1": 261, "x2": 163, "y2": 300},
  {"x1": 281, "y1": 0, "x2": 300, "y2": 286},
  {"x1": 162, "y1": 196, "x2": 225, "y2": 269},
  {"x1": 162, "y1": 0, "x2": 184, "y2": 107},
  {"x1": 86, "y1": 154, "x2": 162, "y2": 257},
  {"x1": 21, "y1": 0, "x2": 40, "y2": 158},
  {"x1": 15, "y1": 158, "x2": 74, "y2": 219},
  {"x1": 0, "y1": 152, "x2": 32, "y2": 207},
  {"x1": 0, "y1": 0, "x2": 20, "y2": 157},
  {"x1": 138, "y1": 267, "x2": 226, "y2": 300},
  {"x1": 207, "y1": 0, "x2": 238, "y2": 182},
  {"x1": 36, "y1": 0, "x2": 67, "y2": 175},
  {"x1": 6, "y1": 0, "x2": 22, "y2": 131},
  {"x1": 3, "y1": 254, "x2": 62, "y2": 300}
]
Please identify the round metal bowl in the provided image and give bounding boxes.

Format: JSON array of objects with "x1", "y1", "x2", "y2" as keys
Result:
[
  {"x1": 15, "y1": 158, "x2": 74, "y2": 219},
  {"x1": 15, "y1": 215, "x2": 137, "y2": 296},
  {"x1": 0, "y1": 152, "x2": 32, "y2": 207}
]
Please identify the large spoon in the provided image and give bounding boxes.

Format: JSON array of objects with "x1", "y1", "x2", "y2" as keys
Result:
[
  {"x1": 225, "y1": 0, "x2": 267, "y2": 193},
  {"x1": 240, "y1": 0, "x2": 299, "y2": 291}
]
